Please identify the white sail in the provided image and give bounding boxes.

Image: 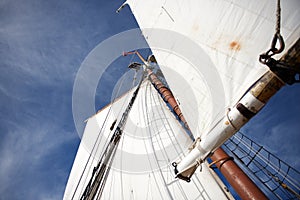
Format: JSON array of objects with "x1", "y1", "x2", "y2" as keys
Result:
[
  {"x1": 64, "y1": 1, "x2": 300, "y2": 199},
  {"x1": 126, "y1": 0, "x2": 300, "y2": 137},
  {"x1": 64, "y1": 80, "x2": 230, "y2": 199}
]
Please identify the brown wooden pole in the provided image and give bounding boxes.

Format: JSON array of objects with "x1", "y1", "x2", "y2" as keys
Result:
[
  {"x1": 211, "y1": 148, "x2": 268, "y2": 200},
  {"x1": 147, "y1": 68, "x2": 190, "y2": 130}
]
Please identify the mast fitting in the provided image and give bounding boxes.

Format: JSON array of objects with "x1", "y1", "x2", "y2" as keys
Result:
[
  {"x1": 262, "y1": 57, "x2": 300, "y2": 84},
  {"x1": 208, "y1": 156, "x2": 234, "y2": 168}
]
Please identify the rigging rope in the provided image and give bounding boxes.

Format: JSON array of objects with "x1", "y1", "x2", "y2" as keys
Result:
[
  {"x1": 72, "y1": 52, "x2": 139, "y2": 199},
  {"x1": 146, "y1": 79, "x2": 210, "y2": 199},
  {"x1": 72, "y1": 68, "x2": 133, "y2": 199},
  {"x1": 80, "y1": 69, "x2": 146, "y2": 200},
  {"x1": 275, "y1": 0, "x2": 281, "y2": 36},
  {"x1": 144, "y1": 82, "x2": 174, "y2": 200},
  {"x1": 222, "y1": 131, "x2": 300, "y2": 199},
  {"x1": 79, "y1": 71, "x2": 131, "y2": 196},
  {"x1": 259, "y1": 0, "x2": 285, "y2": 64}
]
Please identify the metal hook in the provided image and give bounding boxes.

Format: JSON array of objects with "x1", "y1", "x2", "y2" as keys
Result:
[{"x1": 271, "y1": 33, "x2": 285, "y2": 54}]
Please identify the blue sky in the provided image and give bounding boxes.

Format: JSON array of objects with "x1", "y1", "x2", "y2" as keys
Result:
[{"x1": 0, "y1": 1, "x2": 299, "y2": 199}]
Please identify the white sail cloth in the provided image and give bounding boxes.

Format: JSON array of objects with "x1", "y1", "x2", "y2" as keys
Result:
[
  {"x1": 64, "y1": 81, "x2": 229, "y2": 199},
  {"x1": 64, "y1": 1, "x2": 300, "y2": 199},
  {"x1": 127, "y1": 0, "x2": 300, "y2": 137}
]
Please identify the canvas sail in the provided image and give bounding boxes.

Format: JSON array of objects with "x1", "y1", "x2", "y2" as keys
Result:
[
  {"x1": 64, "y1": 1, "x2": 300, "y2": 199},
  {"x1": 126, "y1": 0, "x2": 300, "y2": 137},
  {"x1": 64, "y1": 80, "x2": 230, "y2": 199}
]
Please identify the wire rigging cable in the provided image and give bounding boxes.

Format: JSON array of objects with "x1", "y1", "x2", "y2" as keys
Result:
[
  {"x1": 144, "y1": 82, "x2": 174, "y2": 200},
  {"x1": 80, "y1": 69, "x2": 146, "y2": 200},
  {"x1": 223, "y1": 131, "x2": 300, "y2": 199},
  {"x1": 78, "y1": 70, "x2": 131, "y2": 198},
  {"x1": 72, "y1": 68, "x2": 134, "y2": 199},
  {"x1": 146, "y1": 77, "x2": 210, "y2": 199},
  {"x1": 71, "y1": 52, "x2": 140, "y2": 199}
]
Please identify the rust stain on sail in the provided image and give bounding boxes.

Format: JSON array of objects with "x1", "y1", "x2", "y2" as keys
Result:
[{"x1": 229, "y1": 41, "x2": 241, "y2": 51}]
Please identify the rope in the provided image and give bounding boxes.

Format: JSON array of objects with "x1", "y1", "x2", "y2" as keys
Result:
[
  {"x1": 275, "y1": 0, "x2": 281, "y2": 35},
  {"x1": 71, "y1": 104, "x2": 113, "y2": 200},
  {"x1": 147, "y1": 81, "x2": 209, "y2": 199},
  {"x1": 208, "y1": 157, "x2": 233, "y2": 168},
  {"x1": 81, "y1": 70, "x2": 146, "y2": 200},
  {"x1": 259, "y1": 0, "x2": 285, "y2": 64},
  {"x1": 74, "y1": 67, "x2": 134, "y2": 199},
  {"x1": 85, "y1": 52, "x2": 138, "y2": 198},
  {"x1": 223, "y1": 131, "x2": 300, "y2": 199},
  {"x1": 73, "y1": 54, "x2": 142, "y2": 199},
  {"x1": 233, "y1": 132, "x2": 300, "y2": 189},
  {"x1": 144, "y1": 82, "x2": 174, "y2": 200}
]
